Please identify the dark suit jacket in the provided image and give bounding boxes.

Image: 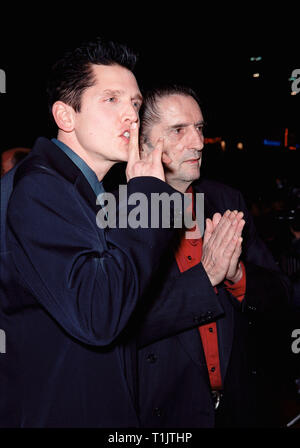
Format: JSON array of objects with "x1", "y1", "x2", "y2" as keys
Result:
[
  {"x1": 137, "y1": 178, "x2": 291, "y2": 428},
  {"x1": 0, "y1": 138, "x2": 226, "y2": 428}
]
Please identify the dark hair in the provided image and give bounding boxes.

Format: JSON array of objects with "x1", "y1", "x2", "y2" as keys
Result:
[
  {"x1": 139, "y1": 84, "x2": 202, "y2": 144},
  {"x1": 47, "y1": 37, "x2": 138, "y2": 116}
]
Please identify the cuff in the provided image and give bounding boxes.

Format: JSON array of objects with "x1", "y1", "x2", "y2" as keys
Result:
[{"x1": 224, "y1": 261, "x2": 246, "y2": 302}]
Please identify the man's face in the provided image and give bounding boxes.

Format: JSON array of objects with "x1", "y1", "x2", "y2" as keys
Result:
[
  {"x1": 73, "y1": 64, "x2": 142, "y2": 165},
  {"x1": 142, "y1": 94, "x2": 204, "y2": 192}
]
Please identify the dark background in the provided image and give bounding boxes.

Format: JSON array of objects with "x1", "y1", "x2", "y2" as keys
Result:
[
  {"x1": 0, "y1": 10, "x2": 299, "y2": 426},
  {"x1": 0, "y1": 12, "x2": 299, "y2": 197},
  {"x1": 1, "y1": 12, "x2": 299, "y2": 256}
]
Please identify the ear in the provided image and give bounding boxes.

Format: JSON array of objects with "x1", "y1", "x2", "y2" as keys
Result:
[{"x1": 52, "y1": 101, "x2": 75, "y2": 132}]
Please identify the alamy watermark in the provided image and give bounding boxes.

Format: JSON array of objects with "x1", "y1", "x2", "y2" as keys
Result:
[
  {"x1": 0, "y1": 69, "x2": 6, "y2": 93},
  {"x1": 291, "y1": 69, "x2": 300, "y2": 95},
  {"x1": 0, "y1": 329, "x2": 6, "y2": 354},
  {"x1": 291, "y1": 329, "x2": 300, "y2": 354},
  {"x1": 96, "y1": 186, "x2": 204, "y2": 239}
]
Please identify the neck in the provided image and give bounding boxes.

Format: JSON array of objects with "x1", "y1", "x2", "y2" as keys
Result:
[
  {"x1": 166, "y1": 179, "x2": 193, "y2": 194},
  {"x1": 56, "y1": 131, "x2": 114, "y2": 181}
]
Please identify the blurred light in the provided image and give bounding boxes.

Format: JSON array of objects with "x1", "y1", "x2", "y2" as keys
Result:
[
  {"x1": 220, "y1": 140, "x2": 226, "y2": 151},
  {"x1": 263, "y1": 139, "x2": 281, "y2": 147},
  {"x1": 289, "y1": 76, "x2": 297, "y2": 81},
  {"x1": 237, "y1": 142, "x2": 243, "y2": 150},
  {"x1": 284, "y1": 128, "x2": 288, "y2": 147},
  {"x1": 291, "y1": 91, "x2": 297, "y2": 96},
  {"x1": 263, "y1": 139, "x2": 299, "y2": 149},
  {"x1": 250, "y1": 57, "x2": 262, "y2": 61},
  {"x1": 252, "y1": 73, "x2": 260, "y2": 78},
  {"x1": 204, "y1": 137, "x2": 221, "y2": 144}
]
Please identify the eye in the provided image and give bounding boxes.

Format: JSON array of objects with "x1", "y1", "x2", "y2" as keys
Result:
[
  {"x1": 132, "y1": 101, "x2": 142, "y2": 110},
  {"x1": 173, "y1": 128, "x2": 183, "y2": 134},
  {"x1": 105, "y1": 97, "x2": 116, "y2": 103}
]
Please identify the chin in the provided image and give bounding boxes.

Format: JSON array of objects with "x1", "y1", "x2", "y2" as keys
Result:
[
  {"x1": 115, "y1": 147, "x2": 129, "y2": 163},
  {"x1": 189, "y1": 168, "x2": 200, "y2": 181}
]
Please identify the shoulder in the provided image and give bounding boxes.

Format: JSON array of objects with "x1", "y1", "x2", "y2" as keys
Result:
[
  {"x1": 8, "y1": 139, "x2": 79, "y2": 216},
  {"x1": 193, "y1": 178, "x2": 243, "y2": 201},
  {"x1": 14, "y1": 137, "x2": 80, "y2": 187},
  {"x1": 11, "y1": 137, "x2": 81, "y2": 203}
]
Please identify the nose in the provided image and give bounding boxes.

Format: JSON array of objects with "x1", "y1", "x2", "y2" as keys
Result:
[
  {"x1": 188, "y1": 126, "x2": 204, "y2": 151},
  {"x1": 123, "y1": 102, "x2": 139, "y2": 124}
]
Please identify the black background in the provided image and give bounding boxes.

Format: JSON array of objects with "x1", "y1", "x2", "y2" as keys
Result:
[
  {"x1": 0, "y1": 9, "x2": 299, "y2": 195},
  {"x1": 0, "y1": 7, "x2": 299, "y2": 430}
]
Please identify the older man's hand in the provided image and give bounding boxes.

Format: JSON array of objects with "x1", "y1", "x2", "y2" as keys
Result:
[{"x1": 201, "y1": 210, "x2": 245, "y2": 287}]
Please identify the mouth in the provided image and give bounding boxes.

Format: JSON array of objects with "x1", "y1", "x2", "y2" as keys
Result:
[
  {"x1": 184, "y1": 158, "x2": 200, "y2": 164},
  {"x1": 120, "y1": 130, "x2": 130, "y2": 142}
]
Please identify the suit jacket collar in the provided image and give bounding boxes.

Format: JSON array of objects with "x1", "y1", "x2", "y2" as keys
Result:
[
  {"x1": 14, "y1": 137, "x2": 98, "y2": 212},
  {"x1": 192, "y1": 178, "x2": 220, "y2": 221}
]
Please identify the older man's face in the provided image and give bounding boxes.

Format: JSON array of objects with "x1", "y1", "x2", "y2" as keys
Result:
[{"x1": 143, "y1": 94, "x2": 204, "y2": 193}]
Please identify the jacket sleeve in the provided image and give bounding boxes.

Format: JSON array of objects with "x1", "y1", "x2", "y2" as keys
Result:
[
  {"x1": 134, "y1": 259, "x2": 225, "y2": 348},
  {"x1": 136, "y1": 187, "x2": 292, "y2": 348},
  {"x1": 6, "y1": 172, "x2": 182, "y2": 347}
]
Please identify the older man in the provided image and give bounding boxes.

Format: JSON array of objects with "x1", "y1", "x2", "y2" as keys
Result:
[{"x1": 137, "y1": 85, "x2": 290, "y2": 427}]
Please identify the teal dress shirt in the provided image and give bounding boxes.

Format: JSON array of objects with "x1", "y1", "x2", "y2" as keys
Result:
[{"x1": 52, "y1": 138, "x2": 105, "y2": 196}]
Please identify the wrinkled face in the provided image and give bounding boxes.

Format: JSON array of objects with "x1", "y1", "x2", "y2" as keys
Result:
[
  {"x1": 73, "y1": 64, "x2": 142, "y2": 164},
  {"x1": 142, "y1": 94, "x2": 204, "y2": 192}
]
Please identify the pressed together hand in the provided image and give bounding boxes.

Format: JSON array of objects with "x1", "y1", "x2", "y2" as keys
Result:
[{"x1": 201, "y1": 210, "x2": 245, "y2": 286}]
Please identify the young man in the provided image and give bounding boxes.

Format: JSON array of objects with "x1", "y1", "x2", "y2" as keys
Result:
[{"x1": 137, "y1": 85, "x2": 291, "y2": 427}]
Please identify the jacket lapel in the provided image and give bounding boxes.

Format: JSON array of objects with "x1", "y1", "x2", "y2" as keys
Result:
[
  {"x1": 192, "y1": 179, "x2": 235, "y2": 383},
  {"x1": 17, "y1": 137, "x2": 99, "y2": 213},
  {"x1": 176, "y1": 328, "x2": 207, "y2": 371},
  {"x1": 215, "y1": 291, "x2": 234, "y2": 382}
]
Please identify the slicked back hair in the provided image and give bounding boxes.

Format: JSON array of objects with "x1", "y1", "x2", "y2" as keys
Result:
[
  {"x1": 139, "y1": 84, "x2": 202, "y2": 145},
  {"x1": 47, "y1": 37, "x2": 138, "y2": 117}
]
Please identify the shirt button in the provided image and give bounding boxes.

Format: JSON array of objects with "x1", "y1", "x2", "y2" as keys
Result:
[
  {"x1": 209, "y1": 327, "x2": 214, "y2": 333},
  {"x1": 211, "y1": 367, "x2": 216, "y2": 372},
  {"x1": 248, "y1": 305, "x2": 257, "y2": 312},
  {"x1": 187, "y1": 255, "x2": 192, "y2": 261},
  {"x1": 154, "y1": 407, "x2": 162, "y2": 417},
  {"x1": 147, "y1": 353, "x2": 157, "y2": 363}
]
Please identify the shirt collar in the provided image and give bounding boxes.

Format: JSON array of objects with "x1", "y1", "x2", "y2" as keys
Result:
[{"x1": 51, "y1": 138, "x2": 105, "y2": 197}]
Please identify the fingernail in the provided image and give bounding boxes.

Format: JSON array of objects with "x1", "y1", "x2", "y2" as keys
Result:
[{"x1": 131, "y1": 122, "x2": 137, "y2": 129}]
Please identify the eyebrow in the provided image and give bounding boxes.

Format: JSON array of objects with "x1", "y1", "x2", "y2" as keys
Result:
[
  {"x1": 167, "y1": 120, "x2": 205, "y2": 130},
  {"x1": 102, "y1": 89, "x2": 143, "y2": 102}
]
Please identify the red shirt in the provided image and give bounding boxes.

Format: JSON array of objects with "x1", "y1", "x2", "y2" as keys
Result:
[{"x1": 174, "y1": 190, "x2": 246, "y2": 390}]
